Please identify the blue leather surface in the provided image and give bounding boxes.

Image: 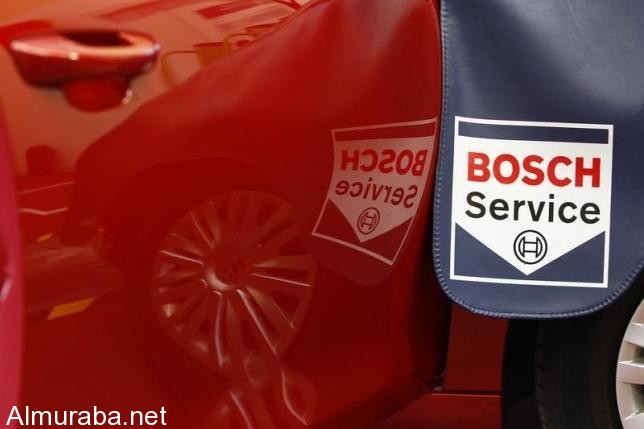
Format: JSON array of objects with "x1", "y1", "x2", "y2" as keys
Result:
[{"x1": 434, "y1": 0, "x2": 644, "y2": 318}]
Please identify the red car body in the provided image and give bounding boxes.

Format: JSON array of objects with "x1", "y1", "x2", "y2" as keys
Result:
[{"x1": 0, "y1": 1, "x2": 509, "y2": 428}]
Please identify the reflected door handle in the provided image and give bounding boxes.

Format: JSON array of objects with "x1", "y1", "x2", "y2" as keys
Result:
[{"x1": 9, "y1": 29, "x2": 160, "y2": 86}]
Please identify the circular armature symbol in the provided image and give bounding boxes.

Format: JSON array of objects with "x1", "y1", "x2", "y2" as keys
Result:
[
  {"x1": 357, "y1": 207, "x2": 380, "y2": 235},
  {"x1": 513, "y1": 230, "x2": 547, "y2": 264}
]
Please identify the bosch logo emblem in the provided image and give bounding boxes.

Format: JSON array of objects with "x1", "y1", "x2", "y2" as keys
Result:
[
  {"x1": 357, "y1": 207, "x2": 380, "y2": 235},
  {"x1": 513, "y1": 230, "x2": 547, "y2": 264},
  {"x1": 449, "y1": 117, "x2": 613, "y2": 287}
]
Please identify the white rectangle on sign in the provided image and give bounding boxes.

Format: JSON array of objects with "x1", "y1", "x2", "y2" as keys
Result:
[{"x1": 449, "y1": 116, "x2": 613, "y2": 287}]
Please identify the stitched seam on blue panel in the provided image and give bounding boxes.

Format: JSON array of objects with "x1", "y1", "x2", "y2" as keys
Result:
[
  {"x1": 432, "y1": 0, "x2": 449, "y2": 310},
  {"x1": 458, "y1": 265, "x2": 644, "y2": 320}
]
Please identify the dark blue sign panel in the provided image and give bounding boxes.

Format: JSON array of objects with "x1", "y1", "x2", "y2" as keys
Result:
[{"x1": 434, "y1": 0, "x2": 644, "y2": 318}]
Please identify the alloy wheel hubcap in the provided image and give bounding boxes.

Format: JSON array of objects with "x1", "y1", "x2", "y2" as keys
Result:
[
  {"x1": 204, "y1": 252, "x2": 248, "y2": 291},
  {"x1": 150, "y1": 191, "x2": 316, "y2": 374},
  {"x1": 616, "y1": 299, "x2": 644, "y2": 428}
]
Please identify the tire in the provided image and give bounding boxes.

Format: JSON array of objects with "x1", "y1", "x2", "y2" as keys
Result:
[
  {"x1": 124, "y1": 182, "x2": 317, "y2": 427},
  {"x1": 535, "y1": 279, "x2": 644, "y2": 429}
]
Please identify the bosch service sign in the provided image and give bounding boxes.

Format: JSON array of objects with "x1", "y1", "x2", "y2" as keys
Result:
[
  {"x1": 450, "y1": 117, "x2": 613, "y2": 287},
  {"x1": 313, "y1": 119, "x2": 436, "y2": 265}
]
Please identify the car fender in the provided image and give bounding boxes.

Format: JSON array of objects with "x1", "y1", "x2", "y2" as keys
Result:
[{"x1": 65, "y1": 0, "x2": 443, "y2": 286}]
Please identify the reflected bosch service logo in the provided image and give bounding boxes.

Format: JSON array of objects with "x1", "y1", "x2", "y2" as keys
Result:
[
  {"x1": 312, "y1": 119, "x2": 437, "y2": 265},
  {"x1": 513, "y1": 230, "x2": 547, "y2": 264}
]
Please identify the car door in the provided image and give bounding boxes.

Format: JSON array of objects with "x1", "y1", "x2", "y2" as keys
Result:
[
  {"x1": 0, "y1": 1, "x2": 445, "y2": 428},
  {"x1": 0, "y1": 117, "x2": 22, "y2": 428}
]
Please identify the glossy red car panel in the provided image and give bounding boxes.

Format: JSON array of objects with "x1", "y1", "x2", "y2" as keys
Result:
[
  {"x1": 0, "y1": 1, "x2": 506, "y2": 428},
  {"x1": 0, "y1": 113, "x2": 22, "y2": 428}
]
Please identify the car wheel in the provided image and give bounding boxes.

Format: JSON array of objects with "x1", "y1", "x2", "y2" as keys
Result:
[
  {"x1": 615, "y1": 291, "x2": 644, "y2": 428},
  {"x1": 125, "y1": 188, "x2": 316, "y2": 413},
  {"x1": 148, "y1": 190, "x2": 316, "y2": 372},
  {"x1": 535, "y1": 280, "x2": 644, "y2": 429}
]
